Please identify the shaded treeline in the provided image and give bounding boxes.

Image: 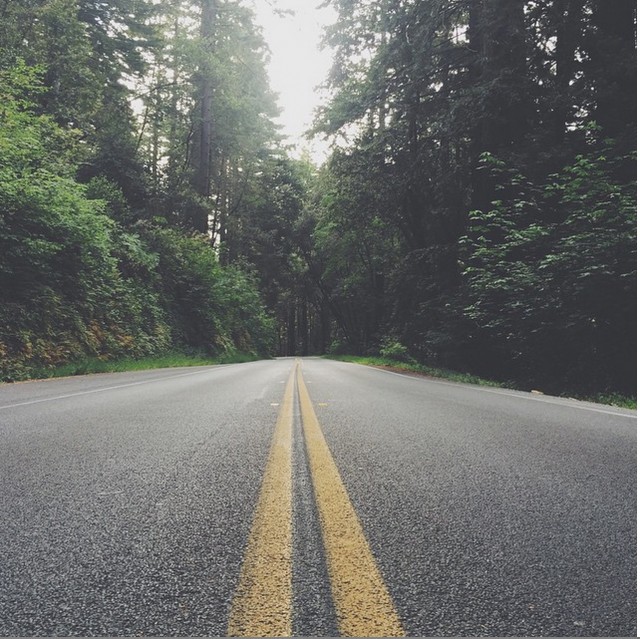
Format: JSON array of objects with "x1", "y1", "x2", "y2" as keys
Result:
[
  {"x1": 283, "y1": 0, "x2": 635, "y2": 397},
  {"x1": 0, "y1": 0, "x2": 635, "y2": 397}
]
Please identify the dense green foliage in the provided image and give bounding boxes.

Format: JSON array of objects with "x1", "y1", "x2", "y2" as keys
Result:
[
  {"x1": 293, "y1": 0, "x2": 636, "y2": 397},
  {"x1": 461, "y1": 149, "x2": 636, "y2": 393},
  {"x1": 0, "y1": 2, "x2": 281, "y2": 381},
  {"x1": 326, "y1": 354, "x2": 506, "y2": 389},
  {"x1": 0, "y1": 0, "x2": 635, "y2": 399},
  {"x1": 0, "y1": 73, "x2": 274, "y2": 379}
]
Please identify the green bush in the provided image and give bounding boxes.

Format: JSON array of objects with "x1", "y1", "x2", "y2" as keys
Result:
[
  {"x1": 379, "y1": 337, "x2": 414, "y2": 363},
  {"x1": 327, "y1": 337, "x2": 350, "y2": 355},
  {"x1": 0, "y1": 64, "x2": 275, "y2": 381},
  {"x1": 460, "y1": 148, "x2": 636, "y2": 394}
]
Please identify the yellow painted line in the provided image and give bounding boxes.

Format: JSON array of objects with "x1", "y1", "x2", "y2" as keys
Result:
[
  {"x1": 297, "y1": 365, "x2": 405, "y2": 637},
  {"x1": 227, "y1": 362, "x2": 296, "y2": 637}
]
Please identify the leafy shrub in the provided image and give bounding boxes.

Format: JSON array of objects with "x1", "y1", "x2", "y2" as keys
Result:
[
  {"x1": 327, "y1": 337, "x2": 350, "y2": 355},
  {"x1": 379, "y1": 337, "x2": 414, "y2": 363},
  {"x1": 460, "y1": 148, "x2": 636, "y2": 394},
  {"x1": 138, "y1": 226, "x2": 275, "y2": 357},
  {"x1": 0, "y1": 64, "x2": 275, "y2": 380}
]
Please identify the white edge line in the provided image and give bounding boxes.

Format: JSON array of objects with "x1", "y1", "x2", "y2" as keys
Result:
[
  {"x1": 341, "y1": 361, "x2": 637, "y2": 420},
  {"x1": 0, "y1": 367, "x2": 226, "y2": 411}
]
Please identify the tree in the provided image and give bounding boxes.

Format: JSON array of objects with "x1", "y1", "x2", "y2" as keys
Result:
[
  {"x1": 461, "y1": 148, "x2": 636, "y2": 394},
  {"x1": 191, "y1": 0, "x2": 217, "y2": 232},
  {"x1": 0, "y1": 32, "x2": 279, "y2": 379},
  {"x1": 310, "y1": 0, "x2": 636, "y2": 395}
]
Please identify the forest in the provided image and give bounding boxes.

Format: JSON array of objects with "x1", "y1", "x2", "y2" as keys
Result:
[{"x1": 0, "y1": 0, "x2": 636, "y2": 400}]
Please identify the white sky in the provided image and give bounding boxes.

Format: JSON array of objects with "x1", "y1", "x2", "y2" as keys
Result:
[{"x1": 249, "y1": 0, "x2": 336, "y2": 163}]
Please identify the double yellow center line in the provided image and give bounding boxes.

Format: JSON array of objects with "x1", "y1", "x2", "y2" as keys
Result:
[{"x1": 227, "y1": 360, "x2": 404, "y2": 637}]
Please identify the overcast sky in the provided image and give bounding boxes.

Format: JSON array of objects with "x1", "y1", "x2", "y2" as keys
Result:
[{"x1": 250, "y1": 0, "x2": 336, "y2": 162}]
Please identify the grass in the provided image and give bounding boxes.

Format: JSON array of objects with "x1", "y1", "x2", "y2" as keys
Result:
[
  {"x1": 326, "y1": 354, "x2": 636, "y2": 409},
  {"x1": 585, "y1": 393, "x2": 637, "y2": 411},
  {"x1": 11, "y1": 350, "x2": 264, "y2": 383},
  {"x1": 7, "y1": 350, "x2": 635, "y2": 410},
  {"x1": 326, "y1": 354, "x2": 508, "y2": 388}
]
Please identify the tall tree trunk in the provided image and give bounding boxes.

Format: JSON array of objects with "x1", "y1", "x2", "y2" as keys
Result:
[
  {"x1": 552, "y1": 0, "x2": 582, "y2": 145},
  {"x1": 469, "y1": 0, "x2": 528, "y2": 211},
  {"x1": 287, "y1": 303, "x2": 296, "y2": 356},
  {"x1": 193, "y1": 0, "x2": 216, "y2": 233},
  {"x1": 483, "y1": 0, "x2": 528, "y2": 150},
  {"x1": 298, "y1": 300, "x2": 309, "y2": 356},
  {"x1": 591, "y1": 0, "x2": 636, "y2": 142},
  {"x1": 167, "y1": 16, "x2": 181, "y2": 192},
  {"x1": 150, "y1": 70, "x2": 162, "y2": 197},
  {"x1": 468, "y1": 0, "x2": 490, "y2": 212}
]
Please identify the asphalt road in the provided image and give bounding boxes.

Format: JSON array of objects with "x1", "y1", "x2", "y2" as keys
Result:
[{"x1": 0, "y1": 357, "x2": 635, "y2": 636}]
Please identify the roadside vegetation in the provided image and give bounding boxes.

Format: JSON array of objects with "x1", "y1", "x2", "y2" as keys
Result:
[
  {"x1": 12, "y1": 350, "x2": 262, "y2": 383},
  {"x1": 300, "y1": 0, "x2": 636, "y2": 404},
  {"x1": 0, "y1": 1, "x2": 635, "y2": 402},
  {"x1": 327, "y1": 354, "x2": 507, "y2": 388},
  {"x1": 0, "y1": 72, "x2": 275, "y2": 383},
  {"x1": 0, "y1": 3, "x2": 285, "y2": 383},
  {"x1": 326, "y1": 355, "x2": 636, "y2": 410}
]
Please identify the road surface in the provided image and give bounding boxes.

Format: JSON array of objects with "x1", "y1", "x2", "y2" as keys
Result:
[{"x1": 0, "y1": 357, "x2": 635, "y2": 636}]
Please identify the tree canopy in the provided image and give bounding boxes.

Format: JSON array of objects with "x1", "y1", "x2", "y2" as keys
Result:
[
  {"x1": 0, "y1": 0, "x2": 635, "y2": 398},
  {"x1": 303, "y1": 0, "x2": 636, "y2": 396}
]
